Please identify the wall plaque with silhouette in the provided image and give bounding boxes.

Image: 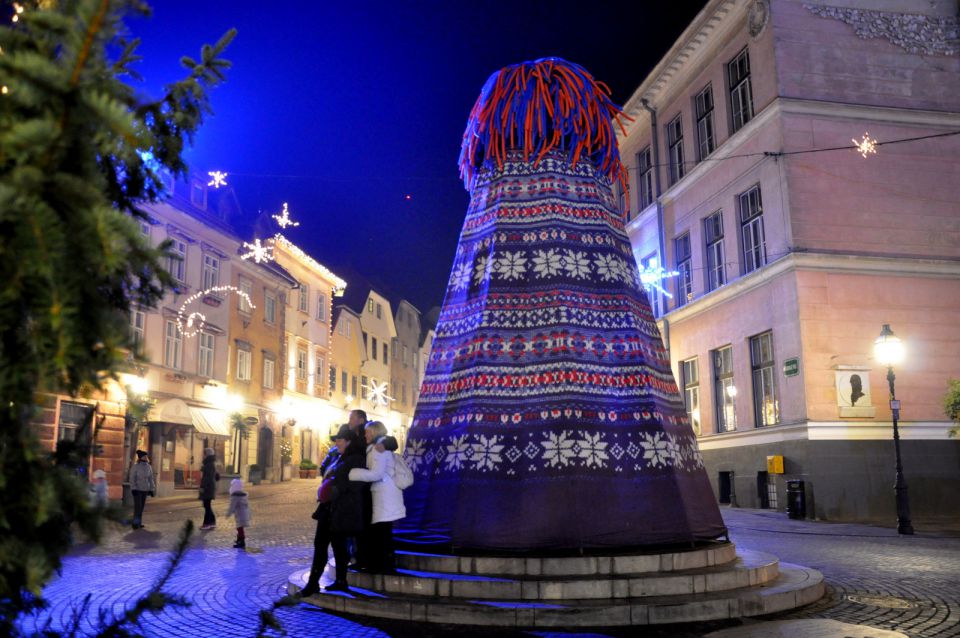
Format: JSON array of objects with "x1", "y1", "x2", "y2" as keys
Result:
[{"x1": 835, "y1": 366, "x2": 876, "y2": 418}]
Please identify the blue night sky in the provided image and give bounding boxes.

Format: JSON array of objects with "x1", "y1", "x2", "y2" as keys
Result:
[{"x1": 129, "y1": 1, "x2": 706, "y2": 315}]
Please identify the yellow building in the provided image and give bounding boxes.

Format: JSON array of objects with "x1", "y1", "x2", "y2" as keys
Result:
[{"x1": 330, "y1": 305, "x2": 366, "y2": 426}]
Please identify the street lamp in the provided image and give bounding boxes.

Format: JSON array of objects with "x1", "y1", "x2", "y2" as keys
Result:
[{"x1": 873, "y1": 324, "x2": 913, "y2": 535}]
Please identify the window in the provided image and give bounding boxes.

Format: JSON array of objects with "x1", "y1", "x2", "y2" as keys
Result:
[
  {"x1": 296, "y1": 347, "x2": 307, "y2": 381},
  {"x1": 237, "y1": 347, "x2": 252, "y2": 381},
  {"x1": 367, "y1": 299, "x2": 374, "y2": 314},
  {"x1": 383, "y1": 343, "x2": 388, "y2": 364},
  {"x1": 329, "y1": 365, "x2": 337, "y2": 392},
  {"x1": 58, "y1": 401, "x2": 94, "y2": 443},
  {"x1": 190, "y1": 180, "x2": 205, "y2": 208},
  {"x1": 713, "y1": 346, "x2": 736, "y2": 432},
  {"x1": 264, "y1": 292, "x2": 276, "y2": 324},
  {"x1": 637, "y1": 146, "x2": 655, "y2": 210},
  {"x1": 129, "y1": 309, "x2": 145, "y2": 346},
  {"x1": 346, "y1": 319, "x2": 352, "y2": 338},
  {"x1": 316, "y1": 293, "x2": 327, "y2": 322},
  {"x1": 238, "y1": 278, "x2": 253, "y2": 313},
  {"x1": 337, "y1": 319, "x2": 344, "y2": 335},
  {"x1": 139, "y1": 221, "x2": 151, "y2": 239},
  {"x1": 675, "y1": 234, "x2": 693, "y2": 306},
  {"x1": 198, "y1": 332, "x2": 214, "y2": 377},
  {"x1": 401, "y1": 383, "x2": 407, "y2": 406},
  {"x1": 666, "y1": 114, "x2": 685, "y2": 186},
  {"x1": 164, "y1": 320, "x2": 182, "y2": 369},
  {"x1": 351, "y1": 375, "x2": 358, "y2": 398},
  {"x1": 202, "y1": 254, "x2": 219, "y2": 289},
  {"x1": 392, "y1": 341, "x2": 398, "y2": 359},
  {"x1": 694, "y1": 84, "x2": 716, "y2": 161},
  {"x1": 739, "y1": 185, "x2": 766, "y2": 274},
  {"x1": 681, "y1": 358, "x2": 701, "y2": 436},
  {"x1": 167, "y1": 238, "x2": 186, "y2": 283},
  {"x1": 299, "y1": 284, "x2": 308, "y2": 313},
  {"x1": 376, "y1": 303, "x2": 382, "y2": 319},
  {"x1": 372, "y1": 337, "x2": 378, "y2": 361},
  {"x1": 341, "y1": 370, "x2": 348, "y2": 393},
  {"x1": 640, "y1": 254, "x2": 663, "y2": 318},
  {"x1": 750, "y1": 332, "x2": 779, "y2": 427},
  {"x1": 315, "y1": 355, "x2": 324, "y2": 395},
  {"x1": 617, "y1": 184, "x2": 627, "y2": 216},
  {"x1": 362, "y1": 376, "x2": 369, "y2": 397},
  {"x1": 728, "y1": 47, "x2": 754, "y2": 133},
  {"x1": 403, "y1": 345, "x2": 409, "y2": 368},
  {"x1": 704, "y1": 212, "x2": 725, "y2": 292},
  {"x1": 263, "y1": 358, "x2": 275, "y2": 389}
]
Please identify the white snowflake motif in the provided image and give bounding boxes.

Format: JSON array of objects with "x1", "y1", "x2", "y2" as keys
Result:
[
  {"x1": 471, "y1": 435, "x2": 504, "y2": 472},
  {"x1": 594, "y1": 253, "x2": 621, "y2": 282},
  {"x1": 577, "y1": 432, "x2": 609, "y2": 468},
  {"x1": 541, "y1": 431, "x2": 577, "y2": 468},
  {"x1": 562, "y1": 250, "x2": 592, "y2": 279},
  {"x1": 640, "y1": 432, "x2": 672, "y2": 468},
  {"x1": 473, "y1": 254, "x2": 491, "y2": 285},
  {"x1": 405, "y1": 439, "x2": 426, "y2": 472},
  {"x1": 449, "y1": 261, "x2": 472, "y2": 291},
  {"x1": 664, "y1": 434, "x2": 681, "y2": 466},
  {"x1": 493, "y1": 251, "x2": 527, "y2": 280},
  {"x1": 445, "y1": 434, "x2": 472, "y2": 471},
  {"x1": 532, "y1": 249, "x2": 563, "y2": 278}
]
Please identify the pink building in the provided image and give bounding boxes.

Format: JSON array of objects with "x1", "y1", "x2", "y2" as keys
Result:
[{"x1": 620, "y1": 0, "x2": 960, "y2": 523}]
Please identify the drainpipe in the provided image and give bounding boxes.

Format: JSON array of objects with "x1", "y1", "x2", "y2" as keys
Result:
[{"x1": 640, "y1": 98, "x2": 670, "y2": 357}]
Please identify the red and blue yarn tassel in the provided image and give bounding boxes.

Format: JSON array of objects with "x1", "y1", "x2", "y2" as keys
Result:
[{"x1": 458, "y1": 57, "x2": 632, "y2": 195}]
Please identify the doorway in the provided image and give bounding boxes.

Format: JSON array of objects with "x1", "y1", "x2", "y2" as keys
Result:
[
  {"x1": 258, "y1": 426, "x2": 274, "y2": 479},
  {"x1": 718, "y1": 471, "x2": 732, "y2": 504}
]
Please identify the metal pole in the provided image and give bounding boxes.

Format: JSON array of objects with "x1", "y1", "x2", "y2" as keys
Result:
[{"x1": 888, "y1": 366, "x2": 914, "y2": 535}]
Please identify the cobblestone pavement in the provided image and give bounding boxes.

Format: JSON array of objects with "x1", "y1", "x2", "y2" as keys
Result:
[{"x1": 18, "y1": 481, "x2": 960, "y2": 637}]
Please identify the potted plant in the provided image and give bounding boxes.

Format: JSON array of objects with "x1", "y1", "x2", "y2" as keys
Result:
[
  {"x1": 279, "y1": 437, "x2": 293, "y2": 481},
  {"x1": 248, "y1": 463, "x2": 262, "y2": 485},
  {"x1": 298, "y1": 459, "x2": 317, "y2": 479}
]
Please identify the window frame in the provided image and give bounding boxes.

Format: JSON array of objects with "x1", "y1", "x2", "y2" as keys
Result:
[
  {"x1": 640, "y1": 253, "x2": 663, "y2": 318},
  {"x1": 738, "y1": 185, "x2": 767, "y2": 275},
  {"x1": 727, "y1": 47, "x2": 754, "y2": 134},
  {"x1": 167, "y1": 238, "x2": 187, "y2": 284},
  {"x1": 316, "y1": 293, "x2": 327, "y2": 322},
  {"x1": 164, "y1": 320, "x2": 182, "y2": 370},
  {"x1": 264, "y1": 291, "x2": 277, "y2": 325},
  {"x1": 665, "y1": 114, "x2": 685, "y2": 186},
  {"x1": 198, "y1": 331, "x2": 214, "y2": 378},
  {"x1": 202, "y1": 253, "x2": 220, "y2": 290},
  {"x1": 236, "y1": 347, "x2": 252, "y2": 382},
  {"x1": 694, "y1": 84, "x2": 716, "y2": 161},
  {"x1": 298, "y1": 284, "x2": 309, "y2": 314},
  {"x1": 129, "y1": 309, "x2": 145, "y2": 346},
  {"x1": 750, "y1": 331, "x2": 779, "y2": 427},
  {"x1": 681, "y1": 357, "x2": 701, "y2": 436},
  {"x1": 674, "y1": 233, "x2": 693, "y2": 307},
  {"x1": 713, "y1": 345, "x2": 737, "y2": 433},
  {"x1": 263, "y1": 357, "x2": 275, "y2": 389},
  {"x1": 704, "y1": 211, "x2": 726, "y2": 292},
  {"x1": 637, "y1": 146, "x2": 655, "y2": 209},
  {"x1": 238, "y1": 277, "x2": 253, "y2": 314},
  {"x1": 296, "y1": 347, "x2": 308, "y2": 382}
]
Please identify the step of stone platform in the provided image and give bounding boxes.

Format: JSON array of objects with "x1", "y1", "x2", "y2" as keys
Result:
[
  {"x1": 288, "y1": 563, "x2": 824, "y2": 627},
  {"x1": 396, "y1": 541, "x2": 738, "y2": 576},
  {"x1": 348, "y1": 549, "x2": 778, "y2": 600}
]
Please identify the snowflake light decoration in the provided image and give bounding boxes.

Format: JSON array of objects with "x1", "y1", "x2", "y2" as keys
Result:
[
  {"x1": 853, "y1": 133, "x2": 878, "y2": 159},
  {"x1": 272, "y1": 202, "x2": 299, "y2": 229},
  {"x1": 240, "y1": 238, "x2": 274, "y2": 264},
  {"x1": 207, "y1": 171, "x2": 228, "y2": 188},
  {"x1": 176, "y1": 285, "x2": 256, "y2": 337},
  {"x1": 366, "y1": 380, "x2": 393, "y2": 408},
  {"x1": 638, "y1": 262, "x2": 679, "y2": 298}
]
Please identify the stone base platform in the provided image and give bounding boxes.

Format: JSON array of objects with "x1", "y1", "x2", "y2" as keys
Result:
[{"x1": 289, "y1": 542, "x2": 824, "y2": 627}]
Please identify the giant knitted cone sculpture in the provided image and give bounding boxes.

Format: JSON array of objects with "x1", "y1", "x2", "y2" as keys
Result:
[{"x1": 398, "y1": 58, "x2": 726, "y2": 551}]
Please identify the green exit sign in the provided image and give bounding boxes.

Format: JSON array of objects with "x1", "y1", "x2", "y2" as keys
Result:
[{"x1": 783, "y1": 357, "x2": 800, "y2": 377}]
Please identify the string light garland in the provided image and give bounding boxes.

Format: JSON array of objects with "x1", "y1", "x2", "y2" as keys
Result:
[
  {"x1": 240, "y1": 238, "x2": 274, "y2": 263},
  {"x1": 176, "y1": 285, "x2": 256, "y2": 338},
  {"x1": 853, "y1": 133, "x2": 878, "y2": 159},
  {"x1": 273, "y1": 234, "x2": 347, "y2": 295},
  {"x1": 207, "y1": 171, "x2": 228, "y2": 188},
  {"x1": 272, "y1": 202, "x2": 299, "y2": 229},
  {"x1": 366, "y1": 379, "x2": 393, "y2": 408}
]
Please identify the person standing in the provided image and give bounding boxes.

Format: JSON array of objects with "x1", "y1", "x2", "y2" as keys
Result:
[
  {"x1": 199, "y1": 448, "x2": 219, "y2": 530},
  {"x1": 349, "y1": 429, "x2": 406, "y2": 573},
  {"x1": 129, "y1": 450, "x2": 155, "y2": 530},
  {"x1": 346, "y1": 409, "x2": 367, "y2": 437},
  {"x1": 225, "y1": 478, "x2": 251, "y2": 549}
]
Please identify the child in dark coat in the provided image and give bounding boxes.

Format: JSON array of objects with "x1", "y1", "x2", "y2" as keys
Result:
[{"x1": 225, "y1": 478, "x2": 251, "y2": 549}]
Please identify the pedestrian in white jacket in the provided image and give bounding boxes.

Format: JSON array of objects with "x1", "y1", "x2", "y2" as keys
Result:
[{"x1": 350, "y1": 424, "x2": 405, "y2": 573}]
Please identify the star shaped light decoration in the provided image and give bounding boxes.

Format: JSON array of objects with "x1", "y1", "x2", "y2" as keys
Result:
[
  {"x1": 366, "y1": 380, "x2": 393, "y2": 408},
  {"x1": 853, "y1": 133, "x2": 878, "y2": 159},
  {"x1": 272, "y1": 202, "x2": 299, "y2": 229},
  {"x1": 207, "y1": 171, "x2": 228, "y2": 189},
  {"x1": 638, "y1": 262, "x2": 680, "y2": 298},
  {"x1": 240, "y1": 238, "x2": 274, "y2": 264}
]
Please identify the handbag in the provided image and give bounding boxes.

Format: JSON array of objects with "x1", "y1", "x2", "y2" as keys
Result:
[{"x1": 317, "y1": 476, "x2": 335, "y2": 504}]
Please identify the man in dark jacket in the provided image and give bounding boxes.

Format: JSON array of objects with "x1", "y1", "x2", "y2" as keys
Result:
[{"x1": 199, "y1": 448, "x2": 219, "y2": 530}]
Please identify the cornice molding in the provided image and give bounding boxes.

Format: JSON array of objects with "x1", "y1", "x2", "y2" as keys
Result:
[{"x1": 697, "y1": 420, "x2": 954, "y2": 450}]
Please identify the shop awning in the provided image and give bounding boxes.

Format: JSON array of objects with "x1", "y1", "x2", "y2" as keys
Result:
[{"x1": 189, "y1": 407, "x2": 231, "y2": 437}]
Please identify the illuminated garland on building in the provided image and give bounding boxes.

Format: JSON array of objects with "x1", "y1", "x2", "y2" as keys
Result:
[
  {"x1": 272, "y1": 202, "x2": 299, "y2": 229},
  {"x1": 207, "y1": 171, "x2": 228, "y2": 188},
  {"x1": 638, "y1": 262, "x2": 680, "y2": 298},
  {"x1": 853, "y1": 133, "x2": 878, "y2": 159},
  {"x1": 366, "y1": 379, "x2": 393, "y2": 408},
  {"x1": 176, "y1": 285, "x2": 256, "y2": 337},
  {"x1": 273, "y1": 234, "x2": 347, "y2": 296}
]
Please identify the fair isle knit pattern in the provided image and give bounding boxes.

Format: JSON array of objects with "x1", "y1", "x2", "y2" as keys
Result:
[{"x1": 399, "y1": 152, "x2": 726, "y2": 550}]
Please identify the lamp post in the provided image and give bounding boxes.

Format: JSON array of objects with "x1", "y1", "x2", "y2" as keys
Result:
[{"x1": 873, "y1": 324, "x2": 913, "y2": 535}]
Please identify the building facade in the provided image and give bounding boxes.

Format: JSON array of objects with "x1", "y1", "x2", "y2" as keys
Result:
[
  {"x1": 391, "y1": 300, "x2": 422, "y2": 434},
  {"x1": 619, "y1": 0, "x2": 960, "y2": 523}
]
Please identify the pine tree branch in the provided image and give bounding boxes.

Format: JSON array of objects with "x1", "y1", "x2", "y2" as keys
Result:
[{"x1": 70, "y1": 0, "x2": 111, "y2": 87}]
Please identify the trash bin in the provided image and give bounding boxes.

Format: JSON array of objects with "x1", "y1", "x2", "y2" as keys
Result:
[{"x1": 786, "y1": 480, "x2": 806, "y2": 519}]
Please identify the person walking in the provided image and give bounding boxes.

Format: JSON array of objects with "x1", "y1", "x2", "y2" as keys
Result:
[
  {"x1": 129, "y1": 450, "x2": 155, "y2": 530},
  {"x1": 225, "y1": 478, "x2": 251, "y2": 549},
  {"x1": 349, "y1": 428, "x2": 406, "y2": 573},
  {"x1": 199, "y1": 448, "x2": 219, "y2": 530},
  {"x1": 299, "y1": 425, "x2": 366, "y2": 596}
]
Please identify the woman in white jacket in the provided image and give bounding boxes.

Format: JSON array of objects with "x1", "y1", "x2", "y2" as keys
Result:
[{"x1": 349, "y1": 422, "x2": 405, "y2": 573}]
